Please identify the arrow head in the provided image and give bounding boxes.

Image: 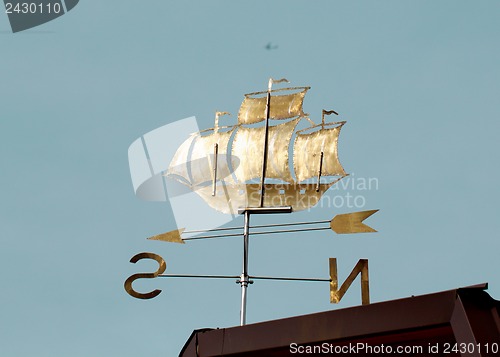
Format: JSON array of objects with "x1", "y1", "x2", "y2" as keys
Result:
[
  {"x1": 330, "y1": 210, "x2": 379, "y2": 234},
  {"x1": 147, "y1": 228, "x2": 186, "y2": 244}
]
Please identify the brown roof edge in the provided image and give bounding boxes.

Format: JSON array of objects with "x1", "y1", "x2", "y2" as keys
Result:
[
  {"x1": 179, "y1": 283, "x2": 499, "y2": 357},
  {"x1": 179, "y1": 328, "x2": 214, "y2": 357},
  {"x1": 453, "y1": 283, "x2": 500, "y2": 347},
  {"x1": 458, "y1": 282, "x2": 489, "y2": 290}
]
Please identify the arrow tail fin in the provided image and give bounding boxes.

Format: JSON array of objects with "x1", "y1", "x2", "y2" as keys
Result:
[{"x1": 330, "y1": 209, "x2": 379, "y2": 234}]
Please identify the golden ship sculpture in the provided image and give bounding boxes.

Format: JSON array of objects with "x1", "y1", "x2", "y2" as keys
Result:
[
  {"x1": 165, "y1": 79, "x2": 349, "y2": 217},
  {"x1": 127, "y1": 78, "x2": 378, "y2": 326}
]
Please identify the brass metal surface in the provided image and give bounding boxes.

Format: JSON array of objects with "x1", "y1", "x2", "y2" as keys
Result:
[
  {"x1": 165, "y1": 134, "x2": 196, "y2": 186},
  {"x1": 148, "y1": 228, "x2": 186, "y2": 244},
  {"x1": 166, "y1": 111, "x2": 236, "y2": 188},
  {"x1": 193, "y1": 183, "x2": 241, "y2": 214},
  {"x1": 194, "y1": 182, "x2": 339, "y2": 214},
  {"x1": 166, "y1": 82, "x2": 353, "y2": 214},
  {"x1": 190, "y1": 127, "x2": 236, "y2": 187},
  {"x1": 330, "y1": 258, "x2": 370, "y2": 305},
  {"x1": 237, "y1": 87, "x2": 309, "y2": 124},
  {"x1": 124, "y1": 252, "x2": 167, "y2": 299},
  {"x1": 294, "y1": 123, "x2": 346, "y2": 182},
  {"x1": 232, "y1": 118, "x2": 299, "y2": 183},
  {"x1": 268, "y1": 77, "x2": 289, "y2": 90},
  {"x1": 214, "y1": 111, "x2": 231, "y2": 133},
  {"x1": 330, "y1": 209, "x2": 379, "y2": 234}
]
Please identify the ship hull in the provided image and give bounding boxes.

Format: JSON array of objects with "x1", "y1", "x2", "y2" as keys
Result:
[{"x1": 193, "y1": 182, "x2": 342, "y2": 214}]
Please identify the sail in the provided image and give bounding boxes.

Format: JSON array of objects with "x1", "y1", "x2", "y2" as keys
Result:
[
  {"x1": 293, "y1": 123, "x2": 347, "y2": 183},
  {"x1": 189, "y1": 128, "x2": 236, "y2": 186},
  {"x1": 238, "y1": 87, "x2": 309, "y2": 124},
  {"x1": 166, "y1": 128, "x2": 236, "y2": 187},
  {"x1": 165, "y1": 134, "x2": 196, "y2": 185},
  {"x1": 232, "y1": 118, "x2": 299, "y2": 183}
]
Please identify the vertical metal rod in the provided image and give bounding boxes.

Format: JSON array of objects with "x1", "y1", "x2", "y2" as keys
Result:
[
  {"x1": 259, "y1": 91, "x2": 271, "y2": 207},
  {"x1": 240, "y1": 210, "x2": 251, "y2": 325},
  {"x1": 212, "y1": 143, "x2": 218, "y2": 196},
  {"x1": 316, "y1": 151, "x2": 324, "y2": 192}
]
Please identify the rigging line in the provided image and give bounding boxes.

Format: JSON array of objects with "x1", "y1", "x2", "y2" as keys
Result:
[
  {"x1": 157, "y1": 274, "x2": 330, "y2": 282},
  {"x1": 252, "y1": 219, "x2": 330, "y2": 229},
  {"x1": 183, "y1": 219, "x2": 331, "y2": 234},
  {"x1": 159, "y1": 274, "x2": 240, "y2": 279},
  {"x1": 251, "y1": 276, "x2": 331, "y2": 282},
  {"x1": 183, "y1": 226, "x2": 331, "y2": 241}
]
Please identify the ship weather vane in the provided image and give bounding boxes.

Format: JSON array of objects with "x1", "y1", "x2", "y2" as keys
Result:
[{"x1": 125, "y1": 78, "x2": 379, "y2": 326}]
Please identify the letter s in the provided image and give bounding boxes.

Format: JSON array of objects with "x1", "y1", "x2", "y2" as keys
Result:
[{"x1": 124, "y1": 252, "x2": 166, "y2": 299}]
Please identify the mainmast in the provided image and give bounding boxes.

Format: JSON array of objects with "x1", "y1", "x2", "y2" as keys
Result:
[{"x1": 259, "y1": 78, "x2": 289, "y2": 207}]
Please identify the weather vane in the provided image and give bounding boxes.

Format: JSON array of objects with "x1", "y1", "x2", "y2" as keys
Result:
[{"x1": 125, "y1": 78, "x2": 379, "y2": 326}]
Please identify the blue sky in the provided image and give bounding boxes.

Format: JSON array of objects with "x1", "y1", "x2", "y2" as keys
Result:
[{"x1": 1, "y1": 1, "x2": 500, "y2": 356}]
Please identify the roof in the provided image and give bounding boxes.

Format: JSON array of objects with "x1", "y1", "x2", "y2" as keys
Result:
[{"x1": 179, "y1": 283, "x2": 500, "y2": 356}]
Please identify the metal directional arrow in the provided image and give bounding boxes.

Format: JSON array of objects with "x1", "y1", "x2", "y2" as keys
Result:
[{"x1": 147, "y1": 210, "x2": 379, "y2": 243}]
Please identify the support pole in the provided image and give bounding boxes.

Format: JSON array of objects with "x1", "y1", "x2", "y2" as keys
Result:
[
  {"x1": 240, "y1": 210, "x2": 251, "y2": 325},
  {"x1": 237, "y1": 206, "x2": 290, "y2": 325}
]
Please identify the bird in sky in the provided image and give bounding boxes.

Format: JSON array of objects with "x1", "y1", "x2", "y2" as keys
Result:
[{"x1": 265, "y1": 42, "x2": 278, "y2": 50}]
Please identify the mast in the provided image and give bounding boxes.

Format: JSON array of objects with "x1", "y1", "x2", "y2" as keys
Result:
[
  {"x1": 259, "y1": 85, "x2": 271, "y2": 207},
  {"x1": 211, "y1": 111, "x2": 230, "y2": 196},
  {"x1": 315, "y1": 110, "x2": 338, "y2": 192},
  {"x1": 259, "y1": 78, "x2": 289, "y2": 207}
]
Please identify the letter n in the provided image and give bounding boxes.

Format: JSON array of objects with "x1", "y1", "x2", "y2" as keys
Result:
[{"x1": 329, "y1": 258, "x2": 369, "y2": 305}]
